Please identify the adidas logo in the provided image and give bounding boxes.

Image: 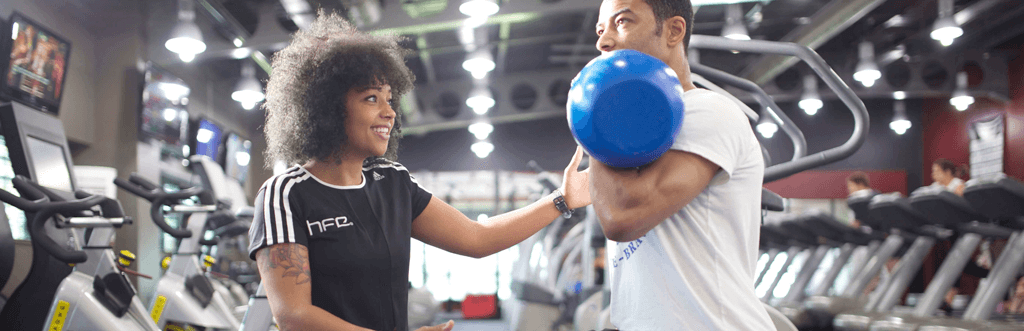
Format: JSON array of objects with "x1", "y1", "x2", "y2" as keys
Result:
[{"x1": 373, "y1": 172, "x2": 384, "y2": 181}]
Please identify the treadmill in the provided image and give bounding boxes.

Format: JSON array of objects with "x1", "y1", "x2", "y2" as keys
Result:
[
  {"x1": 834, "y1": 192, "x2": 950, "y2": 330},
  {"x1": 802, "y1": 189, "x2": 905, "y2": 329},
  {"x1": 759, "y1": 215, "x2": 818, "y2": 304},
  {"x1": 756, "y1": 189, "x2": 787, "y2": 288},
  {"x1": 775, "y1": 214, "x2": 845, "y2": 306},
  {"x1": 911, "y1": 174, "x2": 1024, "y2": 331},
  {"x1": 778, "y1": 211, "x2": 881, "y2": 328},
  {"x1": 868, "y1": 185, "x2": 1015, "y2": 330}
]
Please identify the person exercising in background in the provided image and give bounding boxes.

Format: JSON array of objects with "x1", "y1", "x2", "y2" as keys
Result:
[
  {"x1": 846, "y1": 171, "x2": 873, "y2": 196},
  {"x1": 249, "y1": 11, "x2": 591, "y2": 331},
  {"x1": 587, "y1": 0, "x2": 773, "y2": 329},
  {"x1": 931, "y1": 158, "x2": 966, "y2": 196},
  {"x1": 846, "y1": 171, "x2": 873, "y2": 227}
]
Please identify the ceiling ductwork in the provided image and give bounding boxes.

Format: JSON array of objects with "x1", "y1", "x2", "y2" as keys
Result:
[
  {"x1": 278, "y1": 0, "x2": 383, "y2": 30},
  {"x1": 196, "y1": 0, "x2": 258, "y2": 47}
]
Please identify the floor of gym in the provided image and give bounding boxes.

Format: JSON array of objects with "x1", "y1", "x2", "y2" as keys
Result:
[{"x1": 434, "y1": 311, "x2": 509, "y2": 331}]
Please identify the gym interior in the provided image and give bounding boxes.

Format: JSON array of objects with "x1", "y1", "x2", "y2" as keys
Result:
[{"x1": 0, "y1": 0, "x2": 1023, "y2": 330}]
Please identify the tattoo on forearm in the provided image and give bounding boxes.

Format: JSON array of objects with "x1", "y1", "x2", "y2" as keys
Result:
[{"x1": 257, "y1": 244, "x2": 311, "y2": 285}]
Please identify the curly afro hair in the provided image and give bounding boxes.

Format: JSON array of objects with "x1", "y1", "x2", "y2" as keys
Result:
[{"x1": 263, "y1": 10, "x2": 414, "y2": 167}]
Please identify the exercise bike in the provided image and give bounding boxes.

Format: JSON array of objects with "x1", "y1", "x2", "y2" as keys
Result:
[
  {"x1": 0, "y1": 175, "x2": 159, "y2": 330},
  {"x1": 115, "y1": 174, "x2": 241, "y2": 330}
]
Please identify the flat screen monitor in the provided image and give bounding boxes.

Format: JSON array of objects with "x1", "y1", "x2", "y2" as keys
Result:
[
  {"x1": 195, "y1": 118, "x2": 222, "y2": 161},
  {"x1": 139, "y1": 63, "x2": 189, "y2": 156},
  {"x1": 222, "y1": 132, "x2": 251, "y2": 184},
  {"x1": 0, "y1": 102, "x2": 78, "y2": 201},
  {"x1": 25, "y1": 135, "x2": 71, "y2": 192},
  {"x1": 4, "y1": 13, "x2": 71, "y2": 115}
]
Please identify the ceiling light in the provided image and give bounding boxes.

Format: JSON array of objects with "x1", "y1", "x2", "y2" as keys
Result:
[
  {"x1": 722, "y1": 4, "x2": 750, "y2": 41},
  {"x1": 893, "y1": 91, "x2": 906, "y2": 100},
  {"x1": 466, "y1": 86, "x2": 495, "y2": 114},
  {"x1": 756, "y1": 113, "x2": 778, "y2": 139},
  {"x1": 231, "y1": 48, "x2": 251, "y2": 59},
  {"x1": 235, "y1": 151, "x2": 250, "y2": 167},
  {"x1": 950, "y1": 71, "x2": 974, "y2": 111},
  {"x1": 458, "y1": 25, "x2": 476, "y2": 48},
  {"x1": 471, "y1": 141, "x2": 494, "y2": 158},
  {"x1": 163, "y1": 108, "x2": 178, "y2": 122},
  {"x1": 468, "y1": 122, "x2": 494, "y2": 140},
  {"x1": 459, "y1": 0, "x2": 499, "y2": 17},
  {"x1": 722, "y1": 24, "x2": 750, "y2": 41},
  {"x1": 197, "y1": 128, "x2": 214, "y2": 143},
  {"x1": 890, "y1": 100, "x2": 911, "y2": 135},
  {"x1": 158, "y1": 82, "x2": 190, "y2": 100},
  {"x1": 931, "y1": 17, "x2": 962, "y2": 47},
  {"x1": 464, "y1": 16, "x2": 488, "y2": 28},
  {"x1": 853, "y1": 41, "x2": 881, "y2": 88},
  {"x1": 232, "y1": 62, "x2": 265, "y2": 110},
  {"x1": 463, "y1": 50, "x2": 495, "y2": 79},
  {"x1": 165, "y1": 0, "x2": 206, "y2": 63},
  {"x1": 931, "y1": 0, "x2": 962, "y2": 47},
  {"x1": 232, "y1": 38, "x2": 243, "y2": 47},
  {"x1": 798, "y1": 75, "x2": 822, "y2": 116}
]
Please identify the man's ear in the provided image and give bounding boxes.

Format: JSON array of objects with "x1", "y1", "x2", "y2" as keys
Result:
[{"x1": 665, "y1": 16, "x2": 686, "y2": 48}]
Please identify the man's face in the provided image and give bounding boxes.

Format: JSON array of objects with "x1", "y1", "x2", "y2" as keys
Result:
[{"x1": 595, "y1": 0, "x2": 668, "y2": 60}]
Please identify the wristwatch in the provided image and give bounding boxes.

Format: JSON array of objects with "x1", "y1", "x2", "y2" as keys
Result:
[{"x1": 553, "y1": 189, "x2": 573, "y2": 219}]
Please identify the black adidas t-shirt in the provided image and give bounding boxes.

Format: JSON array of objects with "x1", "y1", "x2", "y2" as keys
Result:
[{"x1": 248, "y1": 162, "x2": 432, "y2": 331}]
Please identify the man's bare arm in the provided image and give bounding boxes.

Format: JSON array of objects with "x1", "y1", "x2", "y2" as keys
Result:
[{"x1": 589, "y1": 150, "x2": 719, "y2": 242}]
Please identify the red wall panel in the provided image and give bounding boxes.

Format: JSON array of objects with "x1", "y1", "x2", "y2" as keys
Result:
[
  {"x1": 1005, "y1": 51, "x2": 1024, "y2": 180},
  {"x1": 764, "y1": 170, "x2": 907, "y2": 199}
]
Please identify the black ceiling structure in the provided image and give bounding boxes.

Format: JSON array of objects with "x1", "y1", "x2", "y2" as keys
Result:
[{"x1": 67, "y1": 0, "x2": 1024, "y2": 134}]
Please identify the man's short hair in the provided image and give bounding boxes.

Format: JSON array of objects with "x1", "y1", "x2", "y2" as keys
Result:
[
  {"x1": 847, "y1": 171, "x2": 871, "y2": 188},
  {"x1": 642, "y1": 0, "x2": 695, "y2": 51}
]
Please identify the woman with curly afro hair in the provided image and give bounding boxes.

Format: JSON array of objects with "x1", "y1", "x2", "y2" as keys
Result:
[{"x1": 247, "y1": 11, "x2": 591, "y2": 331}]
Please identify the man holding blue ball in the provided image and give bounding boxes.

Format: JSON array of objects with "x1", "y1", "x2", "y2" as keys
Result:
[{"x1": 585, "y1": 0, "x2": 773, "y2": 329}]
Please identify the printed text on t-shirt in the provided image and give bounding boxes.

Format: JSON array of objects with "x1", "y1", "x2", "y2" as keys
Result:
[
  {"x1": 307, "y1": 216, "x2": 352, "y2": 235},
  {"x1": 612, "y1": 235, "x2": 647, "y2": 268}
]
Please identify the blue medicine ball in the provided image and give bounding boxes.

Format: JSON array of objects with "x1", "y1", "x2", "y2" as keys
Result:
[{"x1": 567, "y1": 49, "x2": 685, "y2": 168}]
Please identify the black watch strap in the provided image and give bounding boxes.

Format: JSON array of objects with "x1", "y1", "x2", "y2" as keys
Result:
[{"x1": 553, "y1": 190, "x2": 573, "y2": 219}]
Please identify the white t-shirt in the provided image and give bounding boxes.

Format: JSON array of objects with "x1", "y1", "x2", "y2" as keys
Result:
[
  {"x1": 931, "y1": 177, "x2": 965, "y2": 192},
  {"x1": 608, "y1": 88, "x2": 774, "y2": 330}
]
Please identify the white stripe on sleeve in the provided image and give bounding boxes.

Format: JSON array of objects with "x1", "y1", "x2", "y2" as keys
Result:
[{"x1": 283, "y1": 172, "x2": 312, "y2": 243}]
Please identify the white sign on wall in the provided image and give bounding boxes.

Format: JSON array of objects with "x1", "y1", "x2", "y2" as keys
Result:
[{"x1": 968, "y1": 114, "x2": 1004, "y2": 178}]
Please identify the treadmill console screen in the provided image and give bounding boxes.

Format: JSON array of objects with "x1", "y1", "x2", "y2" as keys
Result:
[{"x1": 25, "y1": 135, "x2": 72, "y2": 192}]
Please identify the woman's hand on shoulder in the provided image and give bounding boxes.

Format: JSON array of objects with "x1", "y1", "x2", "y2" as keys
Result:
[
  {"x1": 415, "y1": 320, "x2": 454, "y2": 331},
  {"x1": 561, "y1": 146, "x2": 591, "y2": 209}
]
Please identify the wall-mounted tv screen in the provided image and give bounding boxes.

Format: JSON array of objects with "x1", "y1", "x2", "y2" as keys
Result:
[
  {"x1": 222, "y1": 132, "x2": 251, "y2": 184},
  {"x1": 4, "y1": 12, "x2": 71, "y2": 115},
  {"x1": 194, "y1": 118, "x2": 222, "y2": 161},
  {"x1": 139, "y1": 63, "x2": 189, "y2": 157}
]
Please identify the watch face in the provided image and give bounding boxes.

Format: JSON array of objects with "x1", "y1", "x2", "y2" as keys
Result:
[{"x1": 553, "y1": 194, "x2": 571, "y2": 218}]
